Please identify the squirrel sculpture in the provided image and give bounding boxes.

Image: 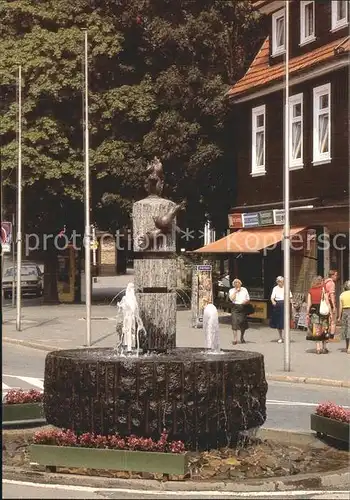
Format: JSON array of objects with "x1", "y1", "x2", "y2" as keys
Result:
[
  {"x1": 145, "y1": 157, "x2": 164, "y2": 196},
  {"x1": 137, "y1": 200, "x2": 186, "y2": 250}
]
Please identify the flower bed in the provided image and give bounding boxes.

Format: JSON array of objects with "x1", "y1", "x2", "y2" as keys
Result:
[
  {"x1": 30, "y1": 429, "x2": 188, "y2": 475},
  {"x1": 3, "y1": 389, "x2": 45, "y2": 426},
  {"x1": 311, "y1": 402, "x2": 350, "y2": 444}
]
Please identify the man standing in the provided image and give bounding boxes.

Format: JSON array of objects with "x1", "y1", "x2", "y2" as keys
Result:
[{"x1": 324, "y1": 270, "x2": 339, "y2": 340}]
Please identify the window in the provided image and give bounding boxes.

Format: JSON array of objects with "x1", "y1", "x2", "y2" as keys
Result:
[
  {"x1": 300, "y1": 1, "x2": 315, "y2": 45},
  {"x1": 272, "y1": 8, "x2": 285, "y2": 56},
  {"x1": 313, "y1": 84, "x2": 331, "y2": 163},
  {"x1": 289, "y1": 93, "x2": 303, "y2": 168},
  {"x1": 252, "y1": 105, "x2": 266, "y2": 175},
  {"x1": 331, "y1": 1, "x2": 348, "y2": 31}
]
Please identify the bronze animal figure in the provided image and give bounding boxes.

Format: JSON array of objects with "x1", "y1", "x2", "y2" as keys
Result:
[
  {"x1": 145, "y1": 157, "x2": 164, "y2": 196},
  {"x1": 154, "y1": 200, "x2": 186, "y2": 233}
]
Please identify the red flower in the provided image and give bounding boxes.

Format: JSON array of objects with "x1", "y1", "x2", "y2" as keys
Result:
[
  {"x1": 33, "y1": 428, "x2": 186, "y2": 453},
  {"x1": 316, "y1": 401, "x2": 350, "y2": 423},
  {"x1": 5, "y1": 389, "x2": 43, "y2": 404}
]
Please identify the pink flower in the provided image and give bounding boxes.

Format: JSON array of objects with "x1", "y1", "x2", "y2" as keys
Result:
[
  {"x1": 5, "y1": 389, "x2": 43, "y2": 404},
  {"x1": 316, "y1": 401, "x2": 350, "y2": 423}
]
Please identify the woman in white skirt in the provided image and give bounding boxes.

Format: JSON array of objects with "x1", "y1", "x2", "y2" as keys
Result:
[{"x1": 229, "y1": 278, "x2": 250, "y2": 345}]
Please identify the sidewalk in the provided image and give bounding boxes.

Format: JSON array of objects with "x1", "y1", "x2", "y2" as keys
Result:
[{"x1": 2, "y1": 303, "x2": 349, "y2": 387}]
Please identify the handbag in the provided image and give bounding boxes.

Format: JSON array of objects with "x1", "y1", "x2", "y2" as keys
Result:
[
  {"x1": 244, "y1": 303, "x2": 255, "y2": 316},
  {"x1": 319, "y1": 288, "x2": 330, "y2": 316}
]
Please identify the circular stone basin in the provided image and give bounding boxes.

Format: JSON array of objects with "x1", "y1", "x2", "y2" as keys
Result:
[{"x1": 44, "y1": 348, "x2": 268, "y2": 451}]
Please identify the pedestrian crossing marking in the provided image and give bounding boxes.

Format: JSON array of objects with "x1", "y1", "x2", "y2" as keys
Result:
[
  {"x1": 14, "y1": 376, "x2": 44, "y2": 390},
  {"x1": 2, "y1": 374, "x2": 44, "y2": 394}
]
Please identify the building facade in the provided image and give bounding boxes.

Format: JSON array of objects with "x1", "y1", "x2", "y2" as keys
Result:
[{"x1": 225, "y1": 0, "x2": 349, "y2": 301}]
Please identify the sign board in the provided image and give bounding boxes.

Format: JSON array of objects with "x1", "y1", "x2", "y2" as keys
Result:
[
  {"x1": 258, "y1": 210, "x2": 274, "y2": 226},
  {"x1": 228, "y1": 213, "x2": 243, "y2": 229},
  {"x1": 191, "y1": 264, "x2": 213, "y2": 328},
  {"x1": 273, "y1": 209, "x2": 285, "y2": 225},
  {"x1": 242, "y1": 212, "x2": 259, "y2": 228},
  {"x1": 249, "y1": 300, "x2": 268, "y2": 320}
]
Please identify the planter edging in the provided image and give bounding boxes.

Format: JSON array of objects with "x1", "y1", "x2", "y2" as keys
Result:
[
  {"x1": 29, "y1": 444, "x2": 188, "y2": 475},
  {"x1": 310, "y1": 413, "x2": 350, "y2": 444},
  {"x1": 2, "y1": 403, "x2": 45, "y2": 427}
]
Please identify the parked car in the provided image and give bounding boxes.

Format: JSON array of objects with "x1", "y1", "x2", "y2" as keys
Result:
[{"x1": 2, "y1": 264, "x2": 44, "y2": 299}]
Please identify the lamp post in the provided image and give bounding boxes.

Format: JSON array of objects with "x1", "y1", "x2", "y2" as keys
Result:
[
  {"x1": 82, "y1": 29, "x2": 91, "y2": 346},
  {"x1": 283, "y1": 0, "x2": 291, "y2": 371},
  {"x1": 16, "y1": 65, "x2": 22, "y2": 332}
]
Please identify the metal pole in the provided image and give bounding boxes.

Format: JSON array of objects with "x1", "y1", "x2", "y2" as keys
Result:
[
  {"x1": 16, "y1": 65, "x2": 22, "y2": 331},
  {"x1": 12, "y1": 212, "x2": 15, "y2": 307},
  {"x1": 83, "y1": 29, "x2": 91, "y2": 346},
  {"x1": 92, "y1": 225, "x2": 97, "y2": 267},
  {"x1": 283, "y1": 1, "x2": 291, "y2": 371}
]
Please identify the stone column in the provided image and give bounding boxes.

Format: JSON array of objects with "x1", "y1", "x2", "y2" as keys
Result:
[{"x1": 133, "y1": 196, "x2": 177, "y2": 350}]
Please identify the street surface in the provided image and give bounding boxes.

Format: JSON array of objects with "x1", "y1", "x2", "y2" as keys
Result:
[
  {"x1": 2, "y1": 480, "x2": 350, "y2": 499},
  {"x1": 3, "y1": 343, "x2": 350, "y2": 431}
]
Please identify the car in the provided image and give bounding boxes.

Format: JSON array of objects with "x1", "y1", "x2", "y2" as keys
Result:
[{"x1": 2, "y1": 264, "x2": 44, "y2": 299}]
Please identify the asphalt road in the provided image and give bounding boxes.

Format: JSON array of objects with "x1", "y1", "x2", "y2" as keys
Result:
[{"x1": 3, "y1": 343, "x2": 350, "y2": 432}]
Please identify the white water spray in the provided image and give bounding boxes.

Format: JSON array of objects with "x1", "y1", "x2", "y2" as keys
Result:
[
  {"x1": 203, "y1": 303, "x2": 220, "y2": 352},
  {"x1": 116, "y1": 283, "x2": 145, "y2": 355}
]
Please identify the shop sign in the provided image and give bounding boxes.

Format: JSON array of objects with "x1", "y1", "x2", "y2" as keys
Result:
[
  {"x1": 192, "y1": 265, "x2": 213, "y2": 328},
  {"x1": 249, "y1": 300, "x2": 268, "y2": 320},
  {"x1": 228, "y1": 213, "x2": 243, "y2": 229},
  {"x1": 258, "y1": 210, "x2": 274, "y2": 226},
  {"x1": 273, "y1": 209, "x2": 285, "y2": 225},
  {"x1": 242, "y1": 212, "x2": 259, "y2": 228}
]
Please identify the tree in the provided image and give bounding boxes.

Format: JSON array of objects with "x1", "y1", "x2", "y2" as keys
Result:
[{"x1": 0, "y1": 0, "x2": 264, "y2": 297}]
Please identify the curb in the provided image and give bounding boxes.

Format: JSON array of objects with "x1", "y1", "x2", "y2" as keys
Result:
[
  {"x1": 3, "y1": 338, "x2": 56, "y2": 352},
  {"x1": 3, "y1": 337, "x2": 350, "y2": 388},
  {"x1": 266, "y1": 373, "x2": 350, "y2": 388},
  {"x1": 2, "y1": 466, "x2": 349, "y2": 492}
]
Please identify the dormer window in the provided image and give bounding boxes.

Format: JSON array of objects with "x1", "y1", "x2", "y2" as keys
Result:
[
  {"x1": 331, "y1": 1, "x2": 348, "y2": 31},
  {"x1": 272, "y1": 8, "x2": 285, "y2": 56},
  {"x1": 300, "y1": 1, "x2": 315, "y2": 45}
]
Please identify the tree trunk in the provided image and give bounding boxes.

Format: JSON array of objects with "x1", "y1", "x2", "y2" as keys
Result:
[{"x1": 44, "y1": 241, "x2": 59, "y2": 304}]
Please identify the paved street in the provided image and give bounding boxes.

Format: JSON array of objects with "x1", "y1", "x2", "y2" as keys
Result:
[
  {"x1": 3, "y1": 343, "x2": 350, "y2": 431},
  {"x1": 2, "y1": 480, "x2": 350, "y2": 499}
]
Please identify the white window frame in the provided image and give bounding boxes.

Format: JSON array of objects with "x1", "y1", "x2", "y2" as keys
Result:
[
  {"x1": 251, "y1": 105, "x2": 266, "y2": 176},
  {"x1": 313, "y1": 83, "x2": 331, "y2": 164},
  {"x1": 300, "y1": 1, "x2": 316, "y2": 46},
  {"x1": 272, "y1": 8, "x2": 285, "y2": 56},
  {"x1": 289, "y1": 93, "x2": 303, "y2": 169},
  {"x1": 331, "y1": 1, "x2": 348, "y2": 31}
]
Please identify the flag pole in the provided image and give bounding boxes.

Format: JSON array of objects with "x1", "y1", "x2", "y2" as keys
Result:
[
  {"x1": 16, "y1": 65, "x2": 22, "y2": 332},
  {"x1": 82, "y1": 29, "x2": 91, "y2": 346},
  {"x1": 283, "y1": 0, "x2": 291, "y2": 371}
]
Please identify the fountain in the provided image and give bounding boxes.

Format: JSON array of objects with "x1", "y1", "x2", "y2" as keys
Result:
[
  {"x1": 44, "y1": 158, "x2": 268, "y2": 451},
  {"x1": 203, "y1": 303, "x2": 220, "y2": 352}
]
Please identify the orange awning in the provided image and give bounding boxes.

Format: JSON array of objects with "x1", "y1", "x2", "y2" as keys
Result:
[{"x1": 194, "y1": 227, "x2": 306, "y2": 253}]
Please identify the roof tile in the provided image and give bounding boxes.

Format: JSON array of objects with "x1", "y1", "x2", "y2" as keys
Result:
[{"x1": 228, "y1": 36, "x2": 349, "y2": 98}]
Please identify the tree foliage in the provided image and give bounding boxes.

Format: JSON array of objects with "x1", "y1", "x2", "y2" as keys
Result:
[{"x1": 0, "y1": 0, "x2": 264, "y2": 237}]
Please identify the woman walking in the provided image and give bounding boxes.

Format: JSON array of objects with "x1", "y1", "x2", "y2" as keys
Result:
[
  {"x1": 229, "y1": 279, "x2": 250, "y2": 345},
  {"x1": 324, "y1": 270, "x2": 338, "y2": 339},
  {"x1": 306, "y1": 276, "x2": 330, "y2": 354},
  {"x1": 338, "y1": 280, "x2": 350, "y2": 354},
  {"x1": 270, "y1": 276, "x2": 293, "y2": 343}
]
